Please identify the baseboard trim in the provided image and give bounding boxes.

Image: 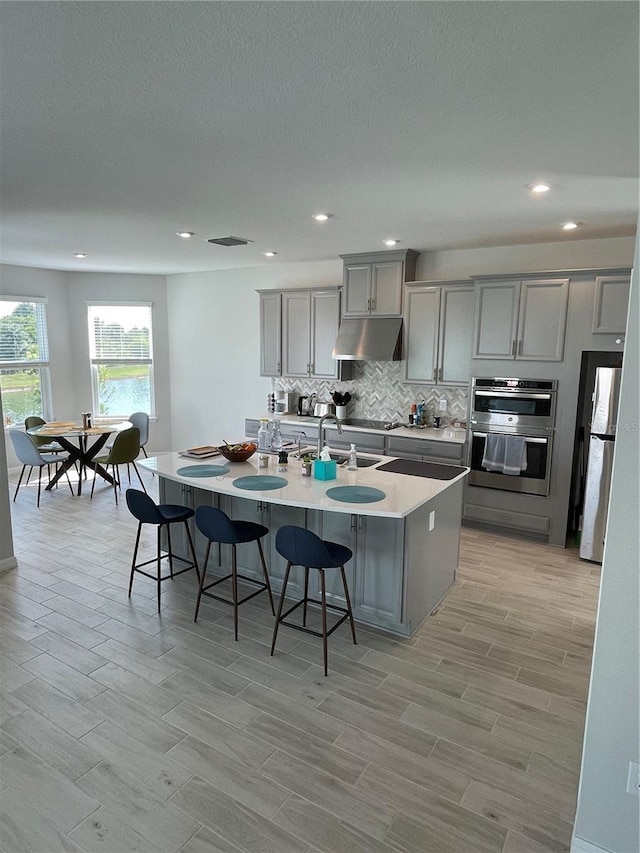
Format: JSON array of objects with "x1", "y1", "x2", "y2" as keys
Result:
[
  {"x1": 0, "y1": 555, "x2": 18, "y2": 573},
  {"x1": 571, "y1": 835, "x2": 611, "y2": 853}
]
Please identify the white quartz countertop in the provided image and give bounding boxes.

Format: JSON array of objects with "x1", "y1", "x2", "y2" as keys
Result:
[
  {"x1": 142, "y1": 452, "x2": 469, "y2": 519},
  {"x1": 253, "y1": 414, "x2": 467, "y2": 444}
]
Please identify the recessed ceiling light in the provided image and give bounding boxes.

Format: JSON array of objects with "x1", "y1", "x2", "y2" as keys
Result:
[
  {"x1": 263, "y1": 251, "x2": 278, "y2": 257},
  {"x1": 384, "y1": 239, "x2": 399, "y2": 247},
  {"x1": 74, "y1": 253, "x2": 88, "y2": 259},
  {"x1": 562, "y1": 221, "x2": 579, "y2": 230},
  {"x1": 312, "y1": 213, "x2": 331, "y2": 221},
  {"x1": 176, "y1": 231, "x2": 195, "y2": 239},
  {"x1": 528, "y1": 183, "x2": 551, "y2": 193}
]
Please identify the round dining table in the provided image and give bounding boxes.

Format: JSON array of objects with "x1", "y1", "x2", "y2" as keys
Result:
[{"x1": 27, "y1": 420, "x2": 132, "y2": 496}]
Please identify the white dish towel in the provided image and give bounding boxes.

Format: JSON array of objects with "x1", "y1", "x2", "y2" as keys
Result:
[{"x1": 481, "y1": 434, "x2": 527, "y2": 475}]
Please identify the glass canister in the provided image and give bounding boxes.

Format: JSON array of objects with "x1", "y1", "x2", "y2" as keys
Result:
[
  {"x1": 270, "y1": 420, "x2": 283, "y2": 452},
  {"x1": 257, "y1": 418, "x2": 271, "y2": 450}
]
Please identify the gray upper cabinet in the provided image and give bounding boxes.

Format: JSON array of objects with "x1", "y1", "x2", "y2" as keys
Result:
[
  {"x1": 281, "y1": 288, "x2": 345, "y2": 379},
  {"x1": 259, "y1": 291, "x2": 282, "y2": 376},
  {"x1": 473, "y1": 277, "x2": 569, "y2": 361},
  {"x1": 592, "y1": 275, "x2": 631, "y2": 334},
  {"x1": 341, "y1": 250, "x2": 418, "y2": 317},
  {"x1": 404, "y1": 281, "x2": 474, "y2": 385}
]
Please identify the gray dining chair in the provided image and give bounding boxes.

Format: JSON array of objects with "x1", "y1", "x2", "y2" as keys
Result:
[
  {"x1": 128, "y1": 411, "x2": 150, "y2": 457},
  {"x1": 9, "y1": 429, "x2": 74, "y2": 506}
]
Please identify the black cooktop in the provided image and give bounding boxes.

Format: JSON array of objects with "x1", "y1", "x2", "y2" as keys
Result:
[{"x1": 376, "y1": 459, "x2": 466, "y2": 479}]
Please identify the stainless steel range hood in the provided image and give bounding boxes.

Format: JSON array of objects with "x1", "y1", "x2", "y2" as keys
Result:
[{"x1": 332, "y1": 318, "x2": 402, "y2": 361}]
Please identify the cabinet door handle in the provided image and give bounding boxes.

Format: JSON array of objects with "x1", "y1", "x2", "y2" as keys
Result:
[
  {"x1": 350, "y1": 514, "x2": 357, "y2": 530},
  {"x1": 370, "y1": 298, "x2": 376, "y2": 310},
  {"x1": 277, "y1": 362, "x2": 281, "y2": 373},
  {"x1": 517, "y1": 340, "x2": 523, "y2": 356},
  {"x1": 439, "y1": 367, "x2": 443, "y2": 381},
  {"x1": 433, "y1": 367, "x2": 438, "y2": 381},
  {"x1": 310, "y1": 363, "x2": 314, "y2": 375},
  {"x1": 511, "y1": 340, "x2": 517, "y2": 356}
]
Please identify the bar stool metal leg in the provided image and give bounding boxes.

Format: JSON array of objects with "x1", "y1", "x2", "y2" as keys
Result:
[
  {"x1": 302, "y1": 567, "x2": 309, "y2": 627},
  {"x1": 340, "y1": 564, "x2": 358, "y2": 645},
  {"x1": 257, "y1": 539, "x2": 276, "y2": 616},
  {"x1": 270, "y1": 561, "x2": 293, "y2": 656},
  {"x1": 320, "y1": 569, "x2": 328, "y2": 676}
]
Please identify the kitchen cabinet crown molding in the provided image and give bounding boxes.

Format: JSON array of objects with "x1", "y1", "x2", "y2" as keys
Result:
[
  {"x1": 406, "y1": 278, "x2": 473, "y2": 288},
  {"x1": 471, "y1": 266, "x2": 631, "y2": 282},
  {"x1": 256, "y1": 285, "x2": 342, "y2": 294},
  {"x1": 339, "y1": 249, "x2": 419, "y2": 265}
]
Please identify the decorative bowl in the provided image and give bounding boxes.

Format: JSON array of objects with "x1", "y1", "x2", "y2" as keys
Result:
[{"x1": 217, "y1": 442, "x2": 257, "y2": 462}]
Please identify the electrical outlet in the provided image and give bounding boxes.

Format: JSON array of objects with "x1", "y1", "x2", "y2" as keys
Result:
[
  {"x1": 429, "y1": 511, "x2": 435, "y2": 531},
  {"x1": 627, "y1": 761, "x2": 640, "y2": 797},
  {"x1": 438, "y1": 399, "x2": 447, "y2": 412}
]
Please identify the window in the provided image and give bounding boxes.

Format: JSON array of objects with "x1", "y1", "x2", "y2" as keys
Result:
[
  {"x1": 88, "y1": 303, "x2": 154, "y2": 417},
  {"x1": 0, "y1": 298, "x2": 50, "y2": 427}
]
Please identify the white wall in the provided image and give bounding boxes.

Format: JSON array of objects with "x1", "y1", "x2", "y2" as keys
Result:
[
  {"x1": 1, "y1": 265, "x2": 172, "y2": 468},
  {"x1": 572, "y1": 232, "x2": 640, "y2": 853},
  {"x1": 166, "y1": 260, "x2": 341, "y2": 450},
  {"x1": 416, "y1": 236, "x2": 635, "y2": 281}
]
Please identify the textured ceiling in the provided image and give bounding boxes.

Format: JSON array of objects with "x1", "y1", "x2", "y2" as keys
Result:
[{"x1": 0, "y1": 1, "x2": 638, "y2": 275}]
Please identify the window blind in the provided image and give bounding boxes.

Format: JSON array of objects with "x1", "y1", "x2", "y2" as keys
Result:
[
  {"x1": 88, "y1": 304, "x2": 153, "y2": 363},
  {"x1": 0, "y1": 300, "x2": 49, "y2": 366}
]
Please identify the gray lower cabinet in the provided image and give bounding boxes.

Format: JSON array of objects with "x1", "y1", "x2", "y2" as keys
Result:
[
  {"x1": 592, "y1": 275, "x2": 631, "y2": 334},
  {"x1": 308, "y1": 510, "x2": 405, "y2": 629},
  {"x1": 245, "y1": 418, "x2": 318, "y2": 448},
  {"x1": 220, "y1": 495, "x2": 308, "y2": 599},
  {"x1": 322, "y1": 429, "x2": 386, "y2": 455},
  {"x1": 157, "y1": 475, "x2": 463, "y2": 637},
  {"x1": 404, "y1": 282, "x2": 474, "y2": 385},
  {"x1": 473, "y1": 277, "x2": 569, "y2": 361},
  {"x1": 386, "y1": 435, "x2": 465, "y2": 466},
  {"x1": 158, "y1": 478, "x2": 218, "y2": 562}
]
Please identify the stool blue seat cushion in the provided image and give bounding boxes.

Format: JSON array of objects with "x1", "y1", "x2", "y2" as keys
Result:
[
  {"x1": 195, "y1": 505, "x2": 267, "y2": 545},
  {"x1": 275, "y1": 525, "x2": 352, "y2": 569},
  {"x1": 126, "y1": 489, "x2": 193, "y2": 525}
]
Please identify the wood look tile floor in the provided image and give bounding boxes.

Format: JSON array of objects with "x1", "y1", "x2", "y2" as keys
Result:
[{"x1": 0, "y1": 468, "x2": 600, "y2": 853}]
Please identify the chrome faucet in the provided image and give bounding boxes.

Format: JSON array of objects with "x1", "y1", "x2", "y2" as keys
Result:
[
  {"x1": 296, "y1": 431, "x2": 307, "y2": 458},
  {"x1": 317, "y1": 414, "x2": 343, "y2": 458}
]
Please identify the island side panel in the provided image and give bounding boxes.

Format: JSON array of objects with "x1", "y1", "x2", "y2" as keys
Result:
[{"x1": 403, "y1": 478, "x2": 464, "y2": 635}]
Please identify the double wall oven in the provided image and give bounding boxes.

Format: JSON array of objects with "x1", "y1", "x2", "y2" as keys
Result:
[{"x1": 468, "y1": 377, "x2": 557, "y2": 496}]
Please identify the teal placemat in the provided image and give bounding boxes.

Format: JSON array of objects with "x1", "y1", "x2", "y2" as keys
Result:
[
  {"x1": 177, "y1": 464, "x2": 230, "y2": 477},
  {"x1": 326, "y1": 485, "x2": 386, "y2": 503},
  {"x1": 233, "y1": 475, "x2": 288, "y2": 491}
]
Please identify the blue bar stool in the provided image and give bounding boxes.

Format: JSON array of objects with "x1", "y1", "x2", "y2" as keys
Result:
[
  {"x1": 270, "y1": 525, "x2": 357, "y2": 676},
  {"x1": 125, "y1": 489, "x2": 200, "y2": 613},
  {"x1": 194, "y1": 505, "x2": 275, "y2": 640}
]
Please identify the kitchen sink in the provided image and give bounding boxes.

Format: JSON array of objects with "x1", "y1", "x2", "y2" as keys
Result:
[{"x1": 329, "y1": 452, "x2": 381, "y2": 468}]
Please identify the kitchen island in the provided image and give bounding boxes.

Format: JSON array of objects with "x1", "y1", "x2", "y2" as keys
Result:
[{"x1": 141, "y1": 452, "x2": 468, "y2": 637}]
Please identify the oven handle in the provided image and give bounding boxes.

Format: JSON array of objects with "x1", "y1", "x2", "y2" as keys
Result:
[
  {"x1": 471, "y1": 431, "x2": 549, "y2": 444},
  {"x1": 473, "y1": 391, "x2": 553, "y2": 400}
]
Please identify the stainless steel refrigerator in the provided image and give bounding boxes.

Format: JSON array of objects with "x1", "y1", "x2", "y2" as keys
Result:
[{"x1": 580, "y1": 367, "x2": 622, "y2": 562}]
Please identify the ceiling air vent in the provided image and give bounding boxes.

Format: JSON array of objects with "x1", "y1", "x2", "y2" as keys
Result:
[{"x1": 207, "y1": 236, "x2": 253, "y2": 247}]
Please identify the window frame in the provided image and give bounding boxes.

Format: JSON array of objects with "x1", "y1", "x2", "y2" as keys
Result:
[
  {"x1": 0, "y1": 295, "x2": 52, "y2": 426},
  {"x1": 87, "y1": 301, "x2": 156, "y2": 418}
]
